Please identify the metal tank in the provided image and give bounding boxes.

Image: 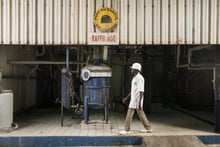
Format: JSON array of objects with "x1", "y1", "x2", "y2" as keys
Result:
[{"x1": 81, "y1": 64, "x2": 111, "y2": 124}]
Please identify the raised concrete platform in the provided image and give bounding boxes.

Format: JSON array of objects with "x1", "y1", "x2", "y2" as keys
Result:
[
  {"x1": 142, "y1": 136, "x2": 206, "y2": 147},
  {"x1": 0, "y1": 136, "x2": 142, "y2": 146},
  {"x1": 0, "y1": 135, "x2": 219, "y2": 146}
]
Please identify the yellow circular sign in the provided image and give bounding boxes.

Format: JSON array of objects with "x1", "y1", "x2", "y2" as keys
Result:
[{"x1": 94, "y1": 7, "x2": 118, "y2": 32}]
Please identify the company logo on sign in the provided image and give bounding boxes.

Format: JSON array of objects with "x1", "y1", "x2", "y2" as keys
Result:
[{"x1": 94, "y1": 7, "x2": 118, "y2": 32}]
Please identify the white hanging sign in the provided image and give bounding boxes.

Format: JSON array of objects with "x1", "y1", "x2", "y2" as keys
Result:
[{"x1": 88, "y1": 33, "x2": 119, "y2": 45}]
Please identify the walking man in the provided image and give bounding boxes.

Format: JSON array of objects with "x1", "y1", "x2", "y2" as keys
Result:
[{"x1": 120, "y1": 63, "x2": 152, "y2": 134}]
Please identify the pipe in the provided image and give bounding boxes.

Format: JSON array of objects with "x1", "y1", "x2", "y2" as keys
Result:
[
  {"x1": 176, "y1": 45, "x2": 188, "y2": 68},
  {"x1": 84, "y1": 96, "x2": 89, "y2": 124},
  {"x1": 188, "y1": 66, "x2": 213, "y2": 70},
  {"x1": 93, "y1": 46, "x2": 100, "y2": 60},
  {"x1": 105, "y1": 97, "x2": 109, "y2": 123},
  {"x1": 8, "y1": 60, "x2": 85, "y2": 65},
  {"x1": 66, "y1": 48, "x2": 70, "y2": 72},
  {"x1": 76, "y1": 47, "x2": 80, "y2": 78},
  {"x1": 61, "y1": 97, "x2": 63, "y2": 126},
  {"x1": 61, "y1": 47, "x2": 70, "y2": 126},
  {"x1": 103, "y1": 46, "x2": 108, "y2": 61},
  {"x1": 25, "y1": 64, "x2": 39, "y2": 109}
]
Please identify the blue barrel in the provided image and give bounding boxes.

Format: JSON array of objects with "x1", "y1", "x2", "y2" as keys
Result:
[{"x1": 83, "y1": 77, "x2": 110, "y2": 109}]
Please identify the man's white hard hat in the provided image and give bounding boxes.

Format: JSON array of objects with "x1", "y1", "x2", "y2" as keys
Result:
[{"x1": 130, "y1": 63, "x2": 142, "y2": 71}]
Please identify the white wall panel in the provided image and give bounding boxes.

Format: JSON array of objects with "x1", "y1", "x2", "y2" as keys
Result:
[
  {"x1": 29, "y1": 0, "x2": 37, "y2": 44},
  {"x1": 2, "y1": 0, "x2": 10, "y2": 44},
  {"x1": 20, "y1": 0, "x2": 28, "y2": 44},
  {"x1": 153, "y1": 0, "x2": 160, "y2": 44},
  {"x1": 45, "y1": 0, "x2": 53, "y2": 44},
  {"x1": 177, "y1": 0, "x2": 185, "y2": 44},
  {"x1": 194, "y1": 0, "x2": 201, "y2": 44},
  {"x1": 137, "y1": 0, "x2": 144, "y2": 44},
  {"x1": 218, "y1": 0, "x2": 220, "y2": 44},
  {"x1": 145, "y1": 0, "x2": 152, "y2": 44},
  {"x1": 29, "y1": 0, "x2": 36, "y2": 44},
  {"x1": 54, "y1": 0, "x2": 61, "y2": 44},
  {"x1": 70, "y1": 0, "x2": 79, "y2": 44},
  {"x1": 95, "y1": 0, "x2": 103, "y2": 33},
  {"x1": 11, "y1": 0, "x2": 19, "y2": 44},
  {"x1": 79, "y1": 0, "x2": 87, "y2": 44},
  {"x1": 169, "y1": 0, "x2": 177, "y2": 44},
  {"x1": 96, "y1": 0, "x2": 103, "y2": 10},
  {"x1": 210, "y1": 0, "x2": 217, "y2": 44},
  {"x1": 202, "y1": 0, "x2": 209, "y2": 44},
  {"x1": 161, "y1": 0, "x2": 169, "y2": 44},
  {"x1": 185, "y1": 0, "x2": 193, "y2": 44},
  {"x1": 0, "y1": 0, "x2": 220, "y2": 45},
  {"x1": 128, "y1": 0, "x2": 136, "y2": 44},
  {"x1": 105, "y1": 0, "x2": 112, "y2": 7},
  {"x1": 88, "y1": 0, "x2": 95, "y2": 33},
  {"x1": 112, "y1": 0, "x2": 120, "y2": 32},
  {"x1": 37, "y1": 0, "x2": 44, "y2": 44},
  {"x1": 120, "y1": 0, "x2": 128, "y2": 44},
  {"x1": 62, "y1": 0, "x2": 70, "y2": 44}
]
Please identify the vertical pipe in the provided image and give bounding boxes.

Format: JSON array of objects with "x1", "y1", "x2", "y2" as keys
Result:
[
  {"x1": 61, "y1": 71, "x2": 65, "y2": 127},
  {"x1": 93, "y1": 46, "x2": 100, "y2": 65},
  {"x1": 61, "y1": 47, "x2": 70, "y2": 126},
  {"x1": 61, "y1": 97, "x2": 63, "y2": 126},
  {"x1": 76, "y1": 47, "x2": 80, "y2": 78},
  {"x1": 214, "y1": 67, "x2": 220, "y2": 132},
  {"x1": 84, "y1": 96, "x2": 89, "y2": 124},
  {"x1": 176, "y1": 45, "x2": 180, "y2": 68},
  {"x1": 66, "y1": 48, "x2": 69, "y2": 72},
  {"x1": 25, "y1": 65, "x2": 39, "y2": 109},
  {"x1": 105, "y1": 97, "x2": 109, "y2": 123},
  {"x1": 103, "y1": 46, "x2": 108, "y2": 61}
]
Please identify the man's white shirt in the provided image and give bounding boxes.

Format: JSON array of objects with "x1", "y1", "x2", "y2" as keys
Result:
[{"x1": 129, "y1": 73, "x2": 145, "y2": 109}]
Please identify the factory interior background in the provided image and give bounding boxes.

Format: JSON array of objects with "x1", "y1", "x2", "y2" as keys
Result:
[{"x1": 0, "y1": 45, "x2": 215, "y2": 120}]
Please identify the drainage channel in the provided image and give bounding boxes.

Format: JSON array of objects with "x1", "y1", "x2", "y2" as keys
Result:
[{"x1": 0, "y1": 136, "x2": 142, "y2": 147}]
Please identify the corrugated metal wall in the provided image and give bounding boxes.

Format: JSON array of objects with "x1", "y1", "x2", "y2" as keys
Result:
[
  {"x1": 0, "y1": 46, "x2": 36, "y2": 112},
  {"x1": 0, "y1": 0, "x2": 220, "y2": 45}
]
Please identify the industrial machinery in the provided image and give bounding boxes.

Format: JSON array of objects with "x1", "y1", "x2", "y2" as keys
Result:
[
  {"x1": 61, "y1": 47, "x2": 112, "y2": 125},
  {"x1": 81, "y1": 63, "x2": 112, "y2": 124},
  {"x1": 61, "y1": 48, "x2": 84, "y2": 126}
]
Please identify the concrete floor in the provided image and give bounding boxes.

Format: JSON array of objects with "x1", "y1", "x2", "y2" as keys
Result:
[
  {"x1": 0, "y1": 103, "x2": 219, "y2": 146},
  {"x1": 0, "y1": 103, "x2": 217, "y2": 137}
]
